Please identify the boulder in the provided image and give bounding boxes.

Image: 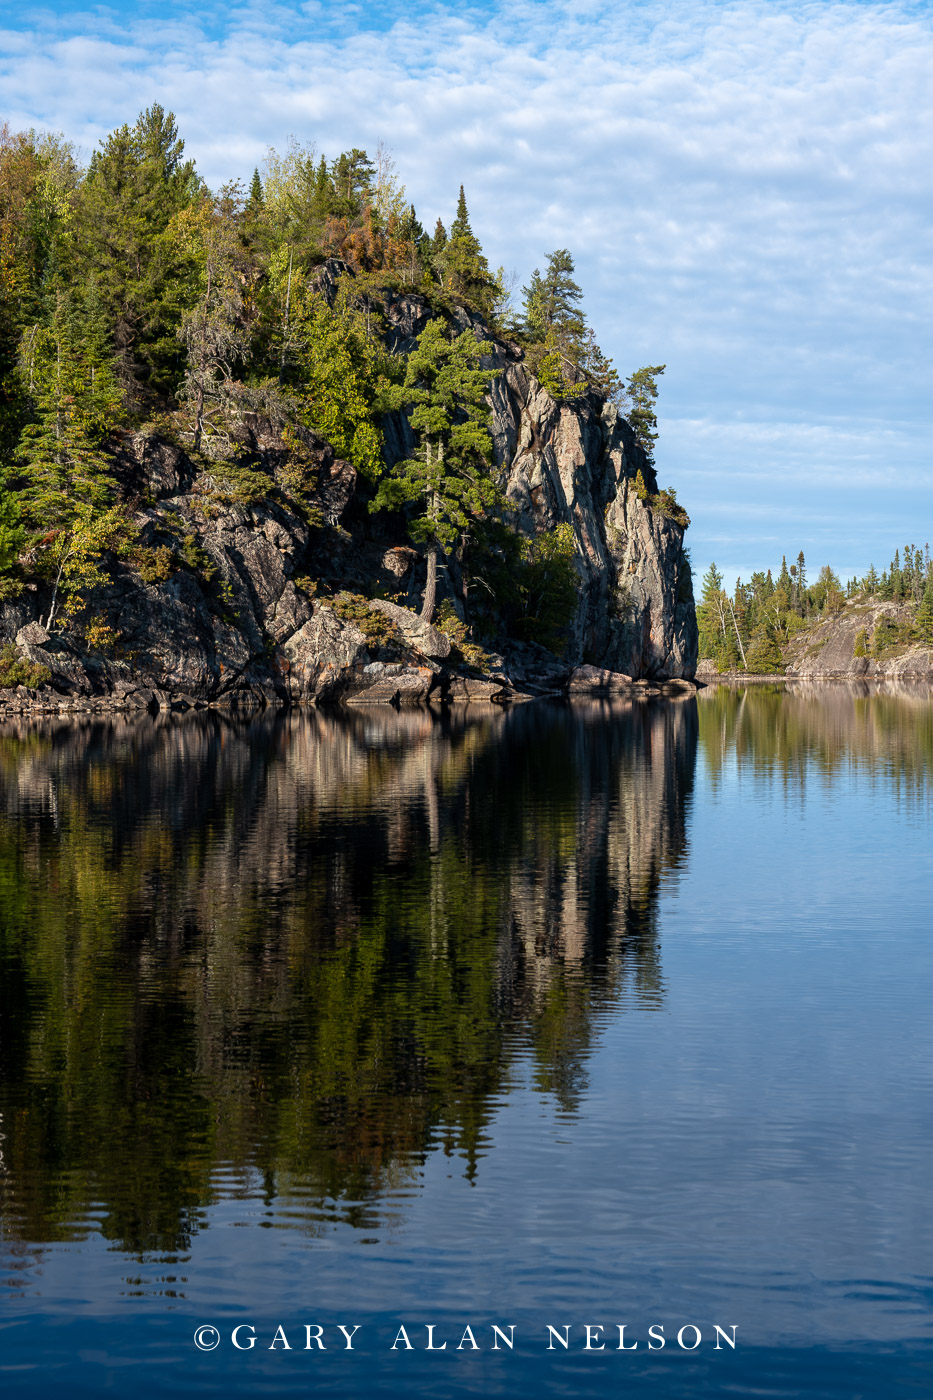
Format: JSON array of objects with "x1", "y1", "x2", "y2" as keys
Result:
[
  {"x1": 367, "y1": 599, "x2": 452, "y2": 660},
  {"x1": 568, "y1": 664, "x2": 633, "y2": 695}
]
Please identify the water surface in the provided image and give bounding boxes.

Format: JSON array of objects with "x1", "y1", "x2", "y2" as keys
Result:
[{"x1": 1, "y1": 686, "x2": 931, "y2": 1397}]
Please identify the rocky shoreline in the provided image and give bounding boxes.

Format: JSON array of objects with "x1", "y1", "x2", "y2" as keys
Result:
[{"x1": 0, "y1": 643, "x2": 696, "y2": 719}]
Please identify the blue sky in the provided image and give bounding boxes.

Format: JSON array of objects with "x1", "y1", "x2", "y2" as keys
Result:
[{"x1": 2, "y1": 0, "x2": 931, "y2": 586}]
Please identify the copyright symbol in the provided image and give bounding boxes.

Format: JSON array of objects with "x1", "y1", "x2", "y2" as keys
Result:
[{"x1": 194, "y1": 1325, "x2": 221, "y2": 1351}]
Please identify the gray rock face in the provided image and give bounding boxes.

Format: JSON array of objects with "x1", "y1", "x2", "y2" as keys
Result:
[
  {"x1": 488, "y1": 364, "x2": 696, "y2": 679},
  {"x1": 367, "y1": 599, "x2": 452, "y2": 660},
  {"x1": 784, "y1": 601, "x2": 933, "y2": 680}
]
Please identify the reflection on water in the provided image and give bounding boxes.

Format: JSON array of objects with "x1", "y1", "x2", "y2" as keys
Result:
[
  {"x1": 0, "y1": 700, "x2": 695, "y2": 1260},
  {"x1": 699, "y1": 682, "x2": 933, "y2": 802}
]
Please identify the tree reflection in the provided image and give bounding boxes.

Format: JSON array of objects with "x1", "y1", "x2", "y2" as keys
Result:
[{"x1": 0, "y1": 699, "x2": 696, "y2": 1257}]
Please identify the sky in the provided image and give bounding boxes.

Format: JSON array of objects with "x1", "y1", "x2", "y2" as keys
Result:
[{"x1": 1, "y1": 0, "x2": 931, "y2": 586}]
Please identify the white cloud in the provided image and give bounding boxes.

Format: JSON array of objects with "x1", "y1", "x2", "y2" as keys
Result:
[{"x1": 1, "y1": 0, "x2": 932, "y2": 576}]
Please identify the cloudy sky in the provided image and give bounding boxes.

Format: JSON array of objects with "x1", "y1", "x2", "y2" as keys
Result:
[{"x1": 2, "y1": 0, "x2": 931, "y2": 585}]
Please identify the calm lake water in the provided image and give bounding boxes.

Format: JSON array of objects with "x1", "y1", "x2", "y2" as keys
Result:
[{"x1": 1, "y1": 686, "x2": 931, "y2": 1399}]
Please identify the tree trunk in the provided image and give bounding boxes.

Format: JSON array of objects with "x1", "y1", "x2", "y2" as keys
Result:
[{"x1": 421, "y1": 542, "x2": 439, "y2": 623}]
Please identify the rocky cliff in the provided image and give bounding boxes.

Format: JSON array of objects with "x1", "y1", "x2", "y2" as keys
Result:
[{"x1": 0, "y1": 272, "x2": 696, "y2": 713}]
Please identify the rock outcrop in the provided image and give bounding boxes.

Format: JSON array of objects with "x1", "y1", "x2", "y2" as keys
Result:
[
  {"x1": 697, "y1": 599, "x2": 933, "y2": 683},
  {"x1": 0, "y1": 268, "x2": 697, "y2": 712},
  {"x1": 783, "y1": 601, "x2": 933, "y2": 680}
]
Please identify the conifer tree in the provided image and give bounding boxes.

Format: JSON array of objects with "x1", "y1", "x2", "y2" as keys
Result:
[
  {"x1": 915, "y1": 572, "x2": 933, "y2": 642},
  {"x1": 438, "y1": 188, "x2": 496, "y2": 314},
  {"x1": 373, "y1": 318, "x2": 500, "y2": 622},
  {"x1": 626, "y1": 365, "x2": 666, "y2": 460},
  {"x1": 696, "y1": 562, "x2": 733, "y2": 667},
  {"x1": 76, "y1": 105, "x2": 199, "y2": 399},
  {"x1": 14, "y1": 314, "x2": 131, "y2": 629}
]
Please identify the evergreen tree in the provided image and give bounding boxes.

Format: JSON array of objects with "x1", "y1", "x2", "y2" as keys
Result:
[
  {"x1": 626, "y1": 365, "x2": 666, "y2": 461},
  {"x1": 522, "y1": 249, "x2": 585, "y2": 343},
  {"x1": 915, "y1": 571, "x2": 933, "y2": 642},
  {"x1": 76, "y1": 104, "x2": 200, "y2": 400},
  {"x1": 372, "y1": 318, "x2": 501, "y2": 622},
  {"x1": 0, "y1": 477, "x2": 24, "y2": 596},
  {"x1": 696, "y1": 562, "x2": 735, "y2": 668},
  {"x1": 745, "y1": 627, "x2": 784, "y2": 674},
  {"x1": 438, "y1": 188, "x2": 496, "y2": 314},
  {"x1": 13, "y1": 314, "x2": 131, "y2": 629}
]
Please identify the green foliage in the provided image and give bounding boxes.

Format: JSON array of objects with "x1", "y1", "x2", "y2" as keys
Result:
[
  {"x1": 871, "y1": 616, "x2": 902, "y2": 660},
  {"x1": 132, "y1": 543, "x2": 176, "y2": 584},
  {"x1": 916, "y1": 573, "x2": 933, "y2": 642},
  {"x1": 744, "y1": 630, "x2": 784, "y2": 675},
  {"x1": 38, "y1": 502, "x2": 135, "y2": 632},
  {"x1": 436, "y1": 187, "x2": 497, "y2": 316},
  {"x1": 330, "y1": 592, "x2": 399, "y2": 647},
  {"x1": 372, "y1": 317, "x2": 501, "y2": 619},
  {"x1": 697, "y1": 562, "x2": 733, "y2": 669},
  {"x1": 512, "y1": 524, "x2": 579, "y2": 652},
  {"x1": 634, "y1": 468, "x2": 649, "y2": 502},
  {"x1": 434, "y1": 598, "x2": 495, "y2": 671},
  {"x1": 75, "y1": 104, "x2": 201, "y2": 400},
  {"x1": 206, "y1": 461, "x2": 274, "y2": 505},
  {"x1": 652, "y1": 485, "x2": 690, "y2": 528},
  {"x1": 0, "y1": 480, "x2": 24, "y2": 595},
  {"x1": 625, "y1": 365, "x2": 665, "y2": 460},
  {"x1": 177, "y1": 532, "x2": 216, "y2": 579},
  {"x1": 290, "y1": 283, "x2": 390, "y2": 480},
  {"x1": 0, "y1": 643, "x2": 50, "y2": 689},
  {"x1": 853, "y1": 628, "x2": 868, "y2": 658},
  {"x1": 521, "y1": 249, "x2": 622, "y2": 403}
]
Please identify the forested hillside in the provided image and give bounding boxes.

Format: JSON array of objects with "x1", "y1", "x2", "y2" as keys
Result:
[{"x1": 0, "y1": 107, "x2": 694, "y2": 702}]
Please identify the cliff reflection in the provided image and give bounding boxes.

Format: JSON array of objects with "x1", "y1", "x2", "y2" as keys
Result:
[{"x1": 0, "y1": 700, "x2": 696, "y2": 1260}]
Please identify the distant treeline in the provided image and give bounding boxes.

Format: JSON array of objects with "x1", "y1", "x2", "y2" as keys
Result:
[{"x1": 698, "y1": 544, "x2": 933, "y2": 672}]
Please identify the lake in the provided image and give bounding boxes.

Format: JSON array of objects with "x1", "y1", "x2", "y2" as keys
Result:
[{"x1": 1, "y1": 686, "x2": 931, "y2": 1398}]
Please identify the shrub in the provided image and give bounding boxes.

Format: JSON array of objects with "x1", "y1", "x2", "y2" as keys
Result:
[
  {"x1": 133, "y1": 544, "x2": 176, "y2": 584},
  {"x1": 853, "y1": 628, "x2": 868, "y2": 658},
  {"x1": 330, "y1": 593, "x2": 400, "y2": 647},
  {"x1": 435, "y1": 599, "x2": 495, "y2": 672},
  {"x1": 0, "y1": 644, "x2": 51, "y2": 690},
  {"x1": 84, "y1": 620, "x2": 118, "y2": 654},
  {"x1": 178, "y1": 534, "x2": 217, "y2": 581},
  {"x1": 652, "y1": 486, "x2": 691, "y2": 529}
]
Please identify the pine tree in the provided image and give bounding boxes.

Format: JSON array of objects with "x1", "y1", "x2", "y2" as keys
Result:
[
  {"x1": 14, "y1": 315, "x2": 131, "y2": 629},
  {"x1": 915, "y1": 572, "x2": 933, "y2": 642},
  {"x1": 76, "y1": 105, "x2": 200, "y2": 400},
  {"x1": 626, "y1": 365, "x2": 666, "y2": 461},
  {"x1": 438, "y1": 188, "x2": 496, "y2": 314},
  {"x1": 372, "y1": 318, "x2": 501, "y2": 622}
]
